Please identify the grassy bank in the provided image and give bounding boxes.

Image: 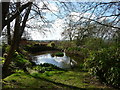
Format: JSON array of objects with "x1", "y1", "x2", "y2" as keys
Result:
[{"x1": 2, "y1": 64, "x2": 112, "y2": 89}]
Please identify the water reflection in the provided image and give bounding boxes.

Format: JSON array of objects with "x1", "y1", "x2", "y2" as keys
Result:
[{"x1": 34, "y1": 53, "x2": 77, "y2": 69}]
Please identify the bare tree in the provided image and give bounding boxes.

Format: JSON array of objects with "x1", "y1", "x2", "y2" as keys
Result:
[
  {"x1": 1, "y1": 1, "x2": 32, "y2": 32},
  {"x1": 3, "y1": 2, "x2": 21, "y2": 77},
  {"x1": 61, "y1": 1, "x2": 119, "y2": 42},
  {"x1": 2, "y1": 2, "x2": 32, "y2": 77}
]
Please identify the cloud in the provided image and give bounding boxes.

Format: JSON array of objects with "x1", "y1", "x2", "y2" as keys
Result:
[
  {"x1": 26, "y1": 19, "x2": 45, "y2": 29},
  {"x1": 48, "y1": 3, "x2": 59, "y2": 12},
  {"x1": 52, "y1": 18, "x2": 64, "y2": 28},
  {"x1": 27, "y1": 11, "x2": 97, "y2": 40},
  {"x1": 69, "y1": 12, "x2": 80, "y2": 21},
  {"x1": 27, "y1": 18, "x2": 65, "y2": 40},
  {"x1": 38, "y1": 2, "x2": 59, "y2": 13},
  {"x1": 29, "y1": 12, "x2": 97, "y2": 40},
  {"x1": 49, "y1": 18, "x2": 65, "y2": 40},
  {"x1": 69, "y1": 12, "x2": 96, "y2": 22}
]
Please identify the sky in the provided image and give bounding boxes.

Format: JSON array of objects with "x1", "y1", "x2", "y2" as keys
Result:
[
  {"x1": 27, "y1": 1, "x2": 67, "y2": 40},
  {"x1": 25, "y1": 0, "x2": 119, "y2": 40}
]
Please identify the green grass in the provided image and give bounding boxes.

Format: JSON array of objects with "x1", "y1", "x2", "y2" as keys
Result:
[
  {"x1": 30, "y1": 70, "x2": 108, "y2": 89},
  {"x1": 3, "y1": 72, "x2": 66, "y2": 89},
  {"x1": 3, "y1": 66, "x2": 112, "y2": 89}
]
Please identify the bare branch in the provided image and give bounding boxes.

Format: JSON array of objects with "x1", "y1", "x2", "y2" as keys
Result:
[{"x1": 3, "y1": 2, "x2": 32, "y2": 29}]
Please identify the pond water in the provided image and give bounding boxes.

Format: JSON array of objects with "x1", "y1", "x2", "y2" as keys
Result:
[{"x1": 33, "y1": 52, "x2": 77, "y2": 69}]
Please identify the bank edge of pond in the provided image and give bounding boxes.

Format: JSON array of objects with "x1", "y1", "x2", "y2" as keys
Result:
[{"x1": 31, "y1": 50, "x2": 62, "y2": 56}]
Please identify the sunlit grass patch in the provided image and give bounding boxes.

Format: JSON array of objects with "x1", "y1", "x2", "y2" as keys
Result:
[{"x1": 3, "y1": 72, "x2": 64, "y2": 89}]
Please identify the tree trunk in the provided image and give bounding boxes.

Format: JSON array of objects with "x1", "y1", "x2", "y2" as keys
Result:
[
  {"x1": 16, "y1": 3, "x2": 32, "y2": 52},
  {"x1": 2, "y1": 2, "x2": 21, "y2": 77},
  {"x1": 2, "y1": 2, "x2": 32, "y2": 77},
  {"x1": 2, "y1": 2, "x2": 9, "y2": 28},
  {"x1": 7, "y1": 14, "x2": 11, "y2": 45},
  {"x1": 0, "y1": 2, "x2": 10, "y2": 35}
]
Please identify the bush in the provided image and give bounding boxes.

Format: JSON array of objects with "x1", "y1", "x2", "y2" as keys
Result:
[
  {"x1": 67, "y1": 47, "x2": 81, "y2": 51},
  {"x1": 84, "y1": 46, "x2": 120, "y2": 88},
  {"x1": 33, "y1": 63, "x2": 65, "y2": 73},
  {"x1": 54, "y1": 52, "x2": 64, "y2": 57},
  {"x1": 83, "y1": 38, "x2": 107, "y2": 51},
  {"x1": 11, "y1": 52, "x2": 31, "y2": 69},
  {"x1": 24, "y1": 44, "x2": 57, "y2": 53},
  {"x1": 0, "y1": 57, "x2": 5, "y2": 64},
  {"x1": 56, "y1": 41, "x2": 76, "y2": 50},
  {"x1": 47, "y1": 42, "x2": 55, "y2": 48}
]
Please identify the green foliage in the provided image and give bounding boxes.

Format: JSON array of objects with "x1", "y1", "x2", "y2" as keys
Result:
[
  {"x1": 84, "y1": 46, "x2": 120, "y2": 88},
  {"x1": 79, "y1": 64, "x2": 84, "y2": 69},
  {"x1": 24, "y1": 43, "x2": 57, "y2": 53},
  {"x1": 67, "y1": 47, "x2": 81, "y2": 51},
  {"x1": 25, "y1": 44, "x2": 32, "y2": 48},
  {"x1": 21, "y1": 49, "x2": 28, "y2": 54},
  {"x1": 0, "y1": 57, "x2": 5, "y2": 64},
  {"x1": 56, "y1": 41, "x2": 76, "y2": 50},
  {"x1": 80, "y1": 48, "x2": 89, "y2": 56},
  {"x1": 1, "y1": 44, "x2": 10, "y2": 54},
  {"x1": 14, "y1": 69, "x2": 24, "y2": 73},
  {"x1": 5, "y1": 45, "x2": 11, "y2": 52},
  {"x1": 33, "y1": 63, "x2": 66, "y2": 73},
  {"x1": 3, "y1": 72, "x2": 63, "y2": 88},
  {"x1": 53, "y1": 52, "x2": 64, "y2": 57},
  {"x1": 47, "y1": 42, "x2": 55, "y2": 48},
  {"x1": 1, "y1": 43, "x2": 8, "y2": 54},
  {"x1": 83, "y1": 38, "x2": 107, "y2": 50},
  {"x1": 11, "y1": 52, "x2": 31, "y2": 68}
]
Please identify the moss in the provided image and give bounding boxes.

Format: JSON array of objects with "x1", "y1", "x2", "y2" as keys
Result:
[
  {"x1": 10, "y1": 52, "x2": 32, "y2": 69},
  {"x1": 47, "y1": 42, "x2": 55, "y2": 48},
  {"x1": 0, "y1": 57, "x2": 5, "y2": 64}
]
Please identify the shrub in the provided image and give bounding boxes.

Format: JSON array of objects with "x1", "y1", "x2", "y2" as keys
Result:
[
  {"x1": 33, "y1": 63, "x2": 65, "y2": 73},
  {"x1": 84, "y1": 46, "x2": 120, "y2": 88},
  {"x1": 0, "y1": 57, "x2": 5, "y2": 64},
  {"x1": 54, "y1": 52, "x2": 64, "y2": 57},
  {"x1": 83, "y1": 38, "x2": 107, "y2": 51},
  {"x1": 67, "y1": 47, "x2": 81, "y2": 51},
  {"x1": 24, "y1": 43, "x2": 57, "y2": 53},
  {"x1": 47, "y1": 42, "x2": 55, "y2": 48},
  {"x1": 5, "y1": 45, "x2": 11, "y2": 52},
  {"x1": 56, "y1": 41, "x2": 76, "y2": 50},
  {"x1": 11, "y1": 52, "x2": 31, "y2": 68}
]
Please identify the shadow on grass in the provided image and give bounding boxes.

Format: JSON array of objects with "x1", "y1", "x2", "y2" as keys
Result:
[{"x1": 30, "y1": 74, "x2": 82, "y2": 89}]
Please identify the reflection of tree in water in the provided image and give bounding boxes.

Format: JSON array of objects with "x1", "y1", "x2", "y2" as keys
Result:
[{"x1": 33, "y1": 53, "x2": 77, "y2": 69}]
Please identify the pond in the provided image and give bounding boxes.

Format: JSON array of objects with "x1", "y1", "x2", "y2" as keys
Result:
[{"x1": 33, "y1": 52, "x2": 77, "y2": 69}]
